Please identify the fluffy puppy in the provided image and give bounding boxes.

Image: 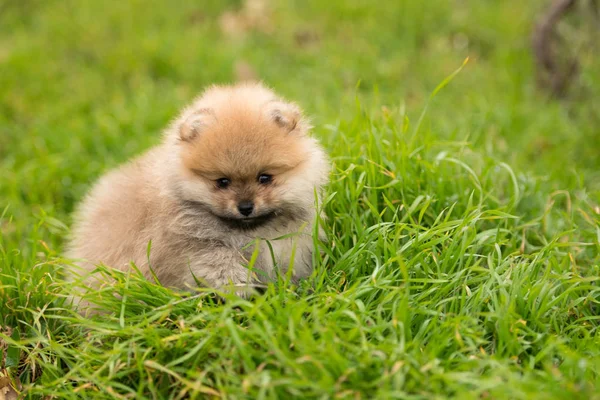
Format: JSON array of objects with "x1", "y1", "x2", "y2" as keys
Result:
[{"x1": 67, "y1": 83, "x2": 329, "y2": 299}]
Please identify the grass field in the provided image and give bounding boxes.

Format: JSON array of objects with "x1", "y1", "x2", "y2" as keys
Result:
[{"x1": 1, "y1": 0, "x2": 599, "y2": 398}]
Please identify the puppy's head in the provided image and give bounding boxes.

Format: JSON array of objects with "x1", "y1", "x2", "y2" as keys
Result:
[{"x1": 170, "y1": 83, "x2": 328, "y2": 230}]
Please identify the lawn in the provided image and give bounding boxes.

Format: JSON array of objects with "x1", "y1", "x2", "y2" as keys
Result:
[{"x1": 1, "y1": 0, "x2": 599, "y2": 398}]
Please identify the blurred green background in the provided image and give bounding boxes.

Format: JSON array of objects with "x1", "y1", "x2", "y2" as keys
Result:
[{"x1": 1, "y1": 0, "x2": 598, "y2": 234}]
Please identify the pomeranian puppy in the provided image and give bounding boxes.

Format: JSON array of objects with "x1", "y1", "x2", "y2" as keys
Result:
[{"x1": 67, "y1": 83, "x2": 329, "y2": 299}]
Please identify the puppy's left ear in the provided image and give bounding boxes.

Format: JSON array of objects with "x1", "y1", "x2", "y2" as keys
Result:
[{"x1": 268, "y1": 101, "x2": 310, "y2": 135}]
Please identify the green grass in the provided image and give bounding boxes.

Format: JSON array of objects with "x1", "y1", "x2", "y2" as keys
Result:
[{"x1": 1, "y1": 0, "x2": 599, "y2": 398}]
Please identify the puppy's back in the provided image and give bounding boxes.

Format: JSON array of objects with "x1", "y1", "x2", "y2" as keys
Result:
[{"x1": 68, "y1": 151, "x2": 161, "y2": 274}]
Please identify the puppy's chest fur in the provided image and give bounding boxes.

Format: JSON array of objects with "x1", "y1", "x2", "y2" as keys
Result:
[{"x1": 158, "y1": 208, "x2": 314, "y2": 285}]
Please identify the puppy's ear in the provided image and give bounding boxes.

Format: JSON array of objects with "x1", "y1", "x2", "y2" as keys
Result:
[
  {"x1": 268, "y1": 101, "x2": 308, "y2": 134},
  {"x1": 179, "y1": 108, "x2": 213, "y2": 142}
]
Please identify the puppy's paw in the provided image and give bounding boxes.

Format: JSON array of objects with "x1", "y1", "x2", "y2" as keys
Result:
[{"x1": 214, "y1": 266, "x2": 262, "y2": 299}]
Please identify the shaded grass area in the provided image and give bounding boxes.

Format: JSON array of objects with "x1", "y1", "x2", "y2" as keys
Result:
[{"x1": 1, "y1": 0, "x2": 599, "y2": 398}]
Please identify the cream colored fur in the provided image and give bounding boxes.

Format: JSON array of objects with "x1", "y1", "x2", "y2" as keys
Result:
[{"x1": 67, "y1": 83, "x2": 328, "y2": 301}]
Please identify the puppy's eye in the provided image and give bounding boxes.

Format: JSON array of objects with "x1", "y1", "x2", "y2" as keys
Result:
[
  {"x1": 216, "y1": 178, "x2": 231, "y2": 189},
  {"x1": 258, "y1": 174, "x2": 272, "y2": 185}
]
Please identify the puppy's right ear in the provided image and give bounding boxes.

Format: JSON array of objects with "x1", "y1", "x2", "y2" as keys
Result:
[
  {"x1": 179, "y1": 108, "x2": 213, "y2": 142},
  {"x1": 267, "y1": 101, "x2": 310, "y2": 135}
]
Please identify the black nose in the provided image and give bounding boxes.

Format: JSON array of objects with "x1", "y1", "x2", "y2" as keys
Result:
[{"x1": 237, "y1": 201, "x2": 254, "y2": 216}]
